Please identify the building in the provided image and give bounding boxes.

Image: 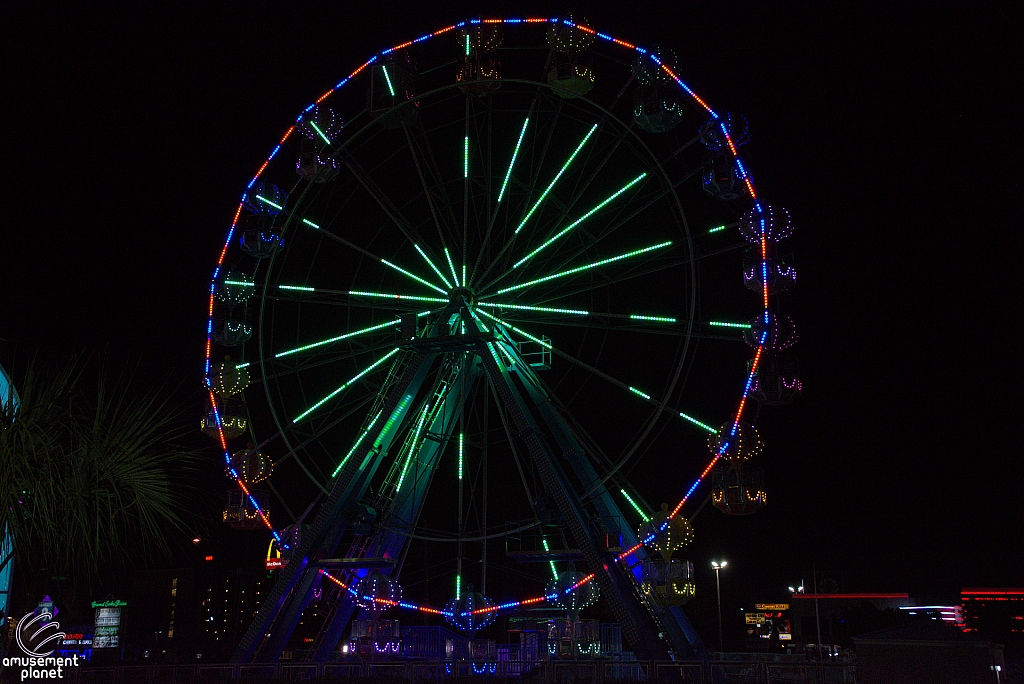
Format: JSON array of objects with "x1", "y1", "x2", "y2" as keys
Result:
[
  {"x1": 853, "y1": 619, "x2": 1004, "y2": 684},
  {"x1": 961, "y1": 587, "x2": 1024, "y2": 658}
]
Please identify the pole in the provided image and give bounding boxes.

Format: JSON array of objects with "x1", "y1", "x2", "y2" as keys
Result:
[
  {"x1": 813, "y1": 565, "x2": 823, "y2": 661},
  {"x1": 714, "y1": 566, "x2": 723, "y2": 654}
]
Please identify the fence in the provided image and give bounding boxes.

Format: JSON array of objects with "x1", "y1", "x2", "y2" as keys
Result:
[{"x1": 44, "y1": 659, "x2": 857, "y2": 683}]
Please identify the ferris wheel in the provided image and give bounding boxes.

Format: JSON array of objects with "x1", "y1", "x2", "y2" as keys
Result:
[{"x1": 202, "y1": 16, "x2": 799, "y2": 664}]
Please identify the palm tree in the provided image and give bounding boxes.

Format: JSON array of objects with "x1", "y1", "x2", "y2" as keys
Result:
[{"x1": 0, "y1": 357, "x2": 201, "y2": 584}]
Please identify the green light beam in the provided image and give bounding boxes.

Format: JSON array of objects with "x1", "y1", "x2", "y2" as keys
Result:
[
  {"x1": 679, "y1": 412, "x2": 716, "y2": 433},
  {"x1": 444, "y1": 247, "x2": 460, "y2": 287},
  {"x1": 497, "y1": 117, "x2": 529, "y2": 205},
  {"x1": 255, "y1": 194, "x2": 283, "y2": 211},
  {"x1": 630, "y1": 314, "x2": 676, "y2": 323},
  {"x1": 541, "y1": 538, "x2": 559, "y2": 579},
  {"x1": 382, "y1": 65, "x2": 395, "y2": 97},
  {"x1": 414, "y1": 244, "x2": 453, "y2": 289},
  {"x1": 514, "y1": 124, "x2": 598, "y2": 234},
  {"x1": 458, "y1": 433, "x2": 463, "y2": 480},
  {"x1": 628, "y1": 387, "x2": 651, "y2": 400},
  {"x1": 465, "y1": 34, "x2": 470, "y2": 56},
  {"x1": 301, "y1": 218, "x2": 320, "y2": 229},
  {"x1": 278, "y1": 284, "x2": 314, "y2": 292},
  {"x1": 349, "y1": 290, "x2": 448, "y2": 303},
  {"x1": 512, "y1": 173, "x2": 647, "y2": 269},
  {"x1": 275, "y1": 312, "x2": 429, "y2": 358},
  {"x1": 477, "y1": 302, "x2": 588, "y2": 315},
  {"x1": 463, "y1": 136, "x2": 469, "y2": 178},
  {"x1": 489, "y1": 241, "x2": 673, "y2": 297},
  {"x1": 308, "y1": 120, "x2": 332, "y2": 145},
  {"x1": 708, "y1": 321, "x2": 751, "y2": 329},
  {"x1": 475, "y1": 309, "x2": 550, "y2": 349},
  {"x1": 292, "y1": 348, "x2": 400, "y2": 423},
  {"x1": 224, "y1": 280, "x2": 255, "y2": 287},
  {"x1": 620, "y1": 489, "x2": 650, "y2": 521},
  {"x1": 331, "y1": 410, "x2": 384, "y2": 477},
  {"x1": 381, "y1": 259, "x2": 448, "y2": 295},
  {"x1": 235, "y1": 362, "x2": 250, "y2": 369},
  {"x1": 396, "y1": 402, "x2": 431, "y2": 492},
  {"x1": 708, "y1": 225, "x2": 727, "y2": 233}
]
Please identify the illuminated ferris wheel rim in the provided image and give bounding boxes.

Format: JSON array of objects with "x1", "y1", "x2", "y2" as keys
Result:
[{"x1": 204, "y1": 15, "x2": 772, "y2": 577}]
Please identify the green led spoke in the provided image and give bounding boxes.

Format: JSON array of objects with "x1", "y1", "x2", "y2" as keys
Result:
[
  {"x1": 514, "y1": 124, "x2": 598, "y2": 234},
  {"x1": 497, "y1": 118, "x2": 529, "y2": 205},
  {"x1": 308, "y1": 121, "x2": 331, "y2": 145},
  {"x1": 513, "y1": 173, "x2": 647, "y2": 269},
  {"x1": 276, "y1": 314, "x2": 429, "y2": 358},
  {"x1": 255, "y1": 194, "x2": 283, "y2": 211},
  {"x1": 708, "y1": 225, "x2": 727, "y2": 233},
  {"x1": 381, "y1": 259, "x2": 448, "y2": 295},
  {"x1": 382, "y1": 65, "x2": 396, "y2": 97},
  {"x1": 414, "y1": 244, "x2": 453, "y2": 289},
  {"x1": 475, "y1": 309, "x2": 550, "y2": 349},
  {"x1": 464, "y1": 34, "x2": 470, "y2": 56},
  {"x1": 630, "y1": 314, "x2": 676, "y2": 323},
  {"x1": 375, "y1": 393, "x2": 413, "y2": 450},
  {"x1": 458, "y1": 432, "x2": 464, "y2": 480},
  {"x1": 620, "y1": 489, "x2": 650, "y2": 521},
  {"x1": 456, "y1": 575, "x2": 461, "y2": 600},
  {"x1": 541, "y1": 538, "x2": 558, "y2": 579},
  {"x1": 463, "y1": 136, "x2": 469, "y2": 178},
  {"x1": 292, "y1": 348, "x2": 400, "y2": 424},
  {"x1": 279, "y1": 284, "x2": 315, "y2": 292},
  {"x1": 679, "y1": 412, "x2": 716, "y2": 433},
  {"x1": 350, "y1": 290, "x2": 447, "y2": 303},
  {"x1": 494, "y1": 342, "x2": 518, "y2": 368},
  {"x1": 478, "y1": 302, "x2": 588, "y2": 316},
  {"x1": 444, "y1": 247, "x2": 460, "y2": 287},
  {"x1": 225, "y1": 280, "x2": 256, "y2": 287},
  {"x1": 235, "y1": 362, "x2": 250, "y2": 369},
  {"x1": 302, "y1": 218, "x2": 320, "y2": 229},
  {"x1": 628, "y1": 387, "x2": 651, "y2": 400},
  {"x1": 396, "y1": 402, "x2": 431, "y2": 492},
  {"x1": 708, "y1": 321, "x2": 751, "y2": 329},
  {"x1": 468, "y1": 308, "x2": 489, "y2": 333},
  {"x1": 332, "y1": 410, "x2": 384, "y2": 477},
  {"x1": 490, "y1": 241, "x2": 673, "y2": 297}
]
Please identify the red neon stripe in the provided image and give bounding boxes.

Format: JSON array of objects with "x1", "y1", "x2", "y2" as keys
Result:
[
  {"x1": 613, "y1": 39, "x2": 635, "y2": 49},
  {"x1": 391, "y1": 41, "x2": 413, "y2": 52},
  {"x1": 315, "y1": 90, "x2": 334, "y2": 104},
  {"x1": 576, "y1": 25, "x2": 596, "y2": 34},
  {"x1": 279, "y1": 126, "x2": 295, "y2": 145},
  {"x1": 433, "y1": 25, "x2": 456, "y2": 35}
]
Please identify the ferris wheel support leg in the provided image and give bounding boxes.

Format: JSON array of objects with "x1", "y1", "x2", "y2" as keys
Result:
[
  {"x1": 231, "y1": 352, "x2": 437, "y2": 663},
  {"x1": 502, "y1": 341, "x2": 706, "y2": 660},
  {"x1": 478, "y1": 345, "x2": 671, "y2": 662}
]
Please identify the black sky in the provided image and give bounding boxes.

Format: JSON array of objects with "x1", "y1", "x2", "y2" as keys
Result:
[{"x1": 4, "y1": 0, "x2": 1021, "y2": 628}]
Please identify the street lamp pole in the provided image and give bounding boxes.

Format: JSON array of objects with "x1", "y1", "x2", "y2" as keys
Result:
[{"x1": 712, "y1": 560, "x2": 728, "y2": 653}]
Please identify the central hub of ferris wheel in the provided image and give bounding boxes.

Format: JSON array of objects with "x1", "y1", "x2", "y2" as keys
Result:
[{"x1": 448, "y1": 287, "x2": 475, "y2": 306}]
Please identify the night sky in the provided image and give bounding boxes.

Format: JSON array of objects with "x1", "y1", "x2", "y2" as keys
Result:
[{"x1": 5, "y1": 0, "x2": 1019, "y2": 645}]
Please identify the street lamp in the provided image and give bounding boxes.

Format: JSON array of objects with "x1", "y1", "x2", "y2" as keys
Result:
[{"x1": 712, "y1": 560, "x2": 728, "y2": 653}]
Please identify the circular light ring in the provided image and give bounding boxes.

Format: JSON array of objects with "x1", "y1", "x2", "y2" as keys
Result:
[{"x1": 202, "y1": 15, "x2": 777, "y2": 556}]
